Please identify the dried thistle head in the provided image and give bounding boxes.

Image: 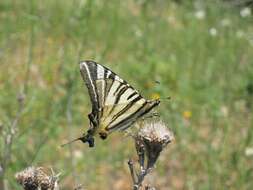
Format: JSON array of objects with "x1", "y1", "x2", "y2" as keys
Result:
[
  {"x1": 135, "y1": 119, "x2": 174, "y2": 169},
  {"x1": 15, "y1": 167, "x2": 59, "y2": 190}
]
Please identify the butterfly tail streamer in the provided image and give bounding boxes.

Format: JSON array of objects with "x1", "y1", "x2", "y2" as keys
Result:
[
  {"x1": 60, "y1": 137, "x2": 83, "y2": 147},
  {"x1": 61, "y1": 134, "x2": 95, "y2": 148}
]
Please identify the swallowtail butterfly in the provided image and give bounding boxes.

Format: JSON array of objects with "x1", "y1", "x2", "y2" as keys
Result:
[{"x1": 66, "y1": 61, "x2": 160, "y2": 147}]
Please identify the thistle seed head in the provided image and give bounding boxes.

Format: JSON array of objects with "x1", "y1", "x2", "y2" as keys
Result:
[
  {"x1": 135, "y1": 119, "x2": 174, "y2": 169},
  {"x1": 15, "y1": 167, "x2": 59, "y2": 190}
]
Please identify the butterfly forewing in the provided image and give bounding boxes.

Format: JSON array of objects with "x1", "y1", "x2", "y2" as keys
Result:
[
  {"x1": 79, "y1": 60, "x2": 160, "y2": 138},
  {"x1": 80, "y1": 61, "x2": 100, "y2": 112}
]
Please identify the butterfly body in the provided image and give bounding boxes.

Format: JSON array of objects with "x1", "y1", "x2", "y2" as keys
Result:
[{"x1": 79, "y1": 60, "x2": 160, "y2": 147}]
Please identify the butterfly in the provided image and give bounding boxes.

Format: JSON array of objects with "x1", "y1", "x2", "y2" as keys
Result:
[{"x1": 64, "y1": 61, "x2": 160, "y2": 147}]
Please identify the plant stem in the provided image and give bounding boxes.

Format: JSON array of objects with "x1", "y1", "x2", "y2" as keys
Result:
[{"x1": 0, "y1": 2, "x2": 34, "y2": 188}]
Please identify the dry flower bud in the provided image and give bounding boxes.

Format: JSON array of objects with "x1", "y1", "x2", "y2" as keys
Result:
[
  {"x1": 15, "y1": 167, "x2": 59, "y2": 190},
  {"x1": 17, "y1": 93, "x2": 25, "y2": 105},
  {"x1": 135, "y1": 119, "x2": 174, "y2": 169}
]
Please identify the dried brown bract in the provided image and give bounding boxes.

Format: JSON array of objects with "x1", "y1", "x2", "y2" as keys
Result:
[
  {"x1": 15, "y1": 167, "x2": 59, "y2": 190},
  {"x1": 135, "y1": 119, "x2": 174, "y2": 169},
  {"x1": 129, "y1": 119, "x2": 174, "y2": 190}
]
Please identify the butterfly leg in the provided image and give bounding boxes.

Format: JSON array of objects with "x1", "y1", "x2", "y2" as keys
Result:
[
  {"x1": 88, "y1": 113, "x2": 98, "y2": 128},
  {"x1": 141, "y1": 112, "x2": 160, "y2": 120},
  {"x1": 76, "y1": 113, "x2": 96, "y2": 147}
]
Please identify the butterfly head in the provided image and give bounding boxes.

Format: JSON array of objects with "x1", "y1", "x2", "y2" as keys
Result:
[{"x1": 149, "y1": 98, "x2": 161, "y2": 107}]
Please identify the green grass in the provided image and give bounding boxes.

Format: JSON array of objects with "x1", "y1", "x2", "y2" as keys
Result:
[{"x1": 0, "y1": 0, "x2": 253, "y2": 189}]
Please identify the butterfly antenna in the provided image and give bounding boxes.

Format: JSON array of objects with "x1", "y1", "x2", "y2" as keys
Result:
[
  {"x1": 159, "y1": 96, "x2": 171, "y2": 101},
  {"x1": 152, "y1": 80, "x2": 171, "y2": 101}
]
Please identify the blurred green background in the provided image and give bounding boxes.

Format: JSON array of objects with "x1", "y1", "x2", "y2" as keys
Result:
[{"x1": 0, "y1": 0, "x2": 253, "y2": 189}]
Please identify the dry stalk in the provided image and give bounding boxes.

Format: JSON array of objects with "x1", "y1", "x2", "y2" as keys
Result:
[{"x1": 0, "y1": 10, "x2": 34, "y2": 189}]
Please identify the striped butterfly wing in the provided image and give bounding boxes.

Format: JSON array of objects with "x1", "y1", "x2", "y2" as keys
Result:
[
  {"x1": 79, "y1": 60, "x2": 160, "y2": 138},
  {"x1": 101, "y1": 79, "x2": 159, "y2": 133}
]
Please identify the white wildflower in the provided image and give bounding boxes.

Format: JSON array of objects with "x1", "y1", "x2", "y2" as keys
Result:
[
  {"x1": 134, "y1": 28, "x2": 143, "y2": 38},
  {"x1": 240, "y1": 7, "x2": 251, "y2": 18},
  {"x1": 167, "y1": 15, "x2": 176, "y2": 24},
  {"x1": 220, "y1": 106, "x2": 228, "y2": 117},
  {"x1": 74, "y1": 150, "x2": 83, "y2": 159},
  {"x1": 245, "y1": 147, "x2": 253, "y2": 156},
  {"x1": 236, "y1": 30, "x2": 245, "y2": 38},
  {"x1": 220, "y1": 18, "x2": 231, "y2": 27},
  {"x1": 209, "y1": 28, "x2": 218, "y2": 37},
  {"x1": 249, "y1": 39, "x2": 253, "y2": 46},
  {"x1": 195, "y1": 10, "x2": 206, "y2": 20}
]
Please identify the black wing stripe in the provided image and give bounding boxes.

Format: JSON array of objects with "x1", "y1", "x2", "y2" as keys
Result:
[
  {"x1": 94, "y1": 62, "x2": 98, "y2": 79},
  {"x1": 109, "y1": 85, "x2": 129, "y2": 114},
  {"x1": 80, "y1": 62, "x2": 99, "y2": 112},
  {"x1": 117, "y1": 106, "x2": 152, "y2": 131},
  {"x1": 103, "y1": 69, "x2": 108, "y2": 108},
  {"x1": 108, "y1": 71, "x2": 115, "y2": 80},
  {"x1": 114, "y1": 85, "x2": 129, "y2": 104},
  {"x1": 109, "y1": 101, "x2": 159, "y2": 131},
  {"x1": 113, "y1": 82, "x2": 124, "y2": 96},
  {"x1": 107, "y1": 101, "x2": 148, "y2": 131},
  {"x1": 105, "y1": 79, "x2": 115, "y2": 99},
  {"x1": 106, "y1": 95, "x2": 143, "y2": 128},
  {"x1": 89, "y1": 62, "x2": 100, "y2": 110},
  {"x1": 127, "y1": 91, "x2": 138, "y2": 100}
]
